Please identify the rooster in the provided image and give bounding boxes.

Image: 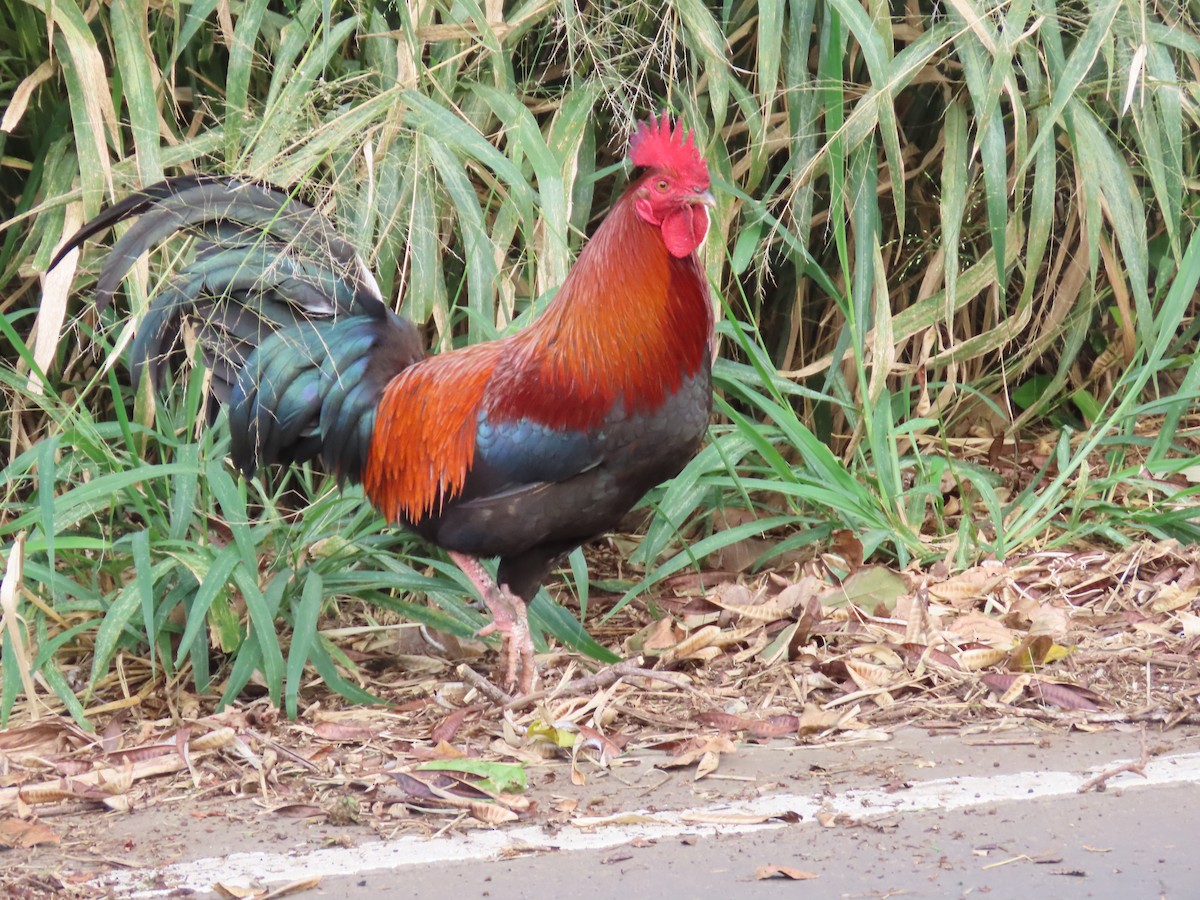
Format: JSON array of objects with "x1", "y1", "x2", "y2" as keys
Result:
[{"x1": 54, "y1": 114, "x2": 715, "y2": 693}]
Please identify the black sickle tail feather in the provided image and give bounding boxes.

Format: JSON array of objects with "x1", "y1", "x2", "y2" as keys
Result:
[
  {"x1": 58, "y1": 174, "x2": 425, "y2": 483},
  {"x1": 228, "y1": 312, "x2": 423, "y2": 484}
]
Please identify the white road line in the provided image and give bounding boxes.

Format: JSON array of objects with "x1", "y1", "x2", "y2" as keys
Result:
[{"x1": 92, "y1": 750, "x2": 1200, "y2": 897}]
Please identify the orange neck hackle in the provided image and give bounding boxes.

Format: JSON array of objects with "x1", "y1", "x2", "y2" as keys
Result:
[
  {"x1": 364, "y1": 118, "x2": 714, "y2": 525},
  {"x1": 485, "y1": 182, "x2": 712, "y2": 431}
]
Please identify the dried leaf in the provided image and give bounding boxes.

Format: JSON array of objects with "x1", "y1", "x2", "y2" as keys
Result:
[
  {"x1": 624, "y1": 619, "x2": 681, "y2": 652},
  {"x1": 747, "y1": 715, "x2": 799, "y2": 738},
  {"x1": 706, "y1": 582, "x2": 758, "y2": 609},
  {"x1": 312, "y1": 721, "x2": 376, "y2": 742},
  {"x1": 469, "y1": 801, "x2": 519, "y2": 825},
  {"x1": 0, "y1": 721, "x2": 89, "y2": 755},
  {"x1": 1176, "y1": 611, "x2": 1200, "y2": 637},
  {"x1": 658, "y1": 735, "x2": 737, "y2": 770},
  {"x1": 845, "y1": 658, "x2": 897, "y2": 690},
  {"x1": 792, "y1": 595, "x2": 824, "y2": 645},
  {"x1": 573, "y1": 812, "x2": 665, "y2": 827},
  {"x1": 958, "y1": 647, "x2": 1008, "y2": 671},
  {"x1": 928, "y1": 568, "x2": 1007, "y2": 607},
  {"x1": 1042, "y1": 643, "x2": 1075, "y2": 664},
  {"x1": 708, "y1": 622, "x2": 765, "y2": 648},
  {"x1": 0, "y1": 818, "x2": 61, "y2": 847},
  {"x1": 100, "y1": 714, "x2": 127, "y2": 754},
  {"x1": 431, "y1": 707, "x2": 475, "y2": 744},
  {"x1": 1008, "y1": 633, "x2": 1053, "y2": 670},
  {"x1": 981, "y1": 674, "x2": 1100, "y2": 710},
  {"x1": 669, "y1": 624, "x2": 722, "y2": 659},
  {"x1": 103, "y1": 793, "x2": 133, "y2": 812},
  {"x1": 30, "y1": 205, "x2": 84, "y2": 396},
  {"x1": 413, "y1": 740, "x2": 467, "y2": 761},
  {"x1": 389, "y1": 771, "x2": 440, "y2": 802},
  {"x1": 981, "y1": 672, "x2": 1029, "y2": 704},
  {"x1": 797, "y1": 704, "x2": 848, "y2": 735},
  {"x1": 0, "y1": 60, "x2": 55, "y2": 132},
  {"x1": 1028, "y1": 605, "x2": 1070, "y2": 637},
  {"x1": 106, "y1": 742, "x2": 177, "y2": 765},
  {"x1": 679, "y1": 645, "x2": 722, "y2": 663},
  {"x1": 216, "y1": 879, "x2": 323, "y2": 900},
  {"x1": 271, "y1": 804, "x2": 323, "y2": 819},
  {"x1": 948, "y1": 612, "x2": 1018, "y2": 645},
  {"x1": 772, "y1": 578, "x2": 822, "y2": 614},
  {"x1": 696, "y1": 711, "x2": 749, "y2": 732},
  {"x1": 816, "y1": 809, "x2": 850, "y2": 827},
  {"x1": 1149, "y1": 585, "x2": 1197, "y2": 613},
  {"x1": 755, "y1": 865, "x2": 819, "y2": 881},
  {"x1": 694, "y1": 750, "x2": 721, "y2": 780},
  {"x1": 575, "y1": 725, "x2": 622, "y2": 764},
  {"x1": 0, "y1": 535, "x2": 38, "y2": 705},
  {"x1": 901, "y1": 643, "x2": 962, "y2": 671},
  {"x1": 831, "y1": 529, "x2": 865, "y2": 572},
  {"x1": 1029, "y1": 681, "x2": 1100, "y2": 711},
  {"x1": 50, "y1": 759, "x2": 92, "y2": 777}
]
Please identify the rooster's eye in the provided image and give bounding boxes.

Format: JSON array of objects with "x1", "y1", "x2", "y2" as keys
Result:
[{"x1": 656, "y1": 179, "x2": 670, "y2": 192}]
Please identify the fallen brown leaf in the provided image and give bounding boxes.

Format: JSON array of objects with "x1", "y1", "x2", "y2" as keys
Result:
[
  {"x1": 270, "y1": 804, "x2": 323, "y2": 819},
  {"x1": 312, "y1": 721, "x2": 376, "y2": 742},
  {"x1": 754, "y1": 864, "x2": 818, "y2": 880},
  {"x1": 981, "y1": 674, "x2": 1101, "y2": 711},
  {"x1": 0, "y1": 817, "x2": 61, "y2": 848},
  {"x1": 658, "y1": 735, "x2": 737, "y2": 770},
  {"x1": 431, "y1": 707, "x2": 476, "y2": 744}
]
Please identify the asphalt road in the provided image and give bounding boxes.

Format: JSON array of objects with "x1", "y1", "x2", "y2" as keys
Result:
[{"x1": 86, "y1": 724, "x2": 1200, "y2": 898}]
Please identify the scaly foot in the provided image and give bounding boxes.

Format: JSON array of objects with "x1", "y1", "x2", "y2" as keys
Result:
[
  {"x1": 449, "y1": 552, "x2": 537, "y2": 694},
  {"x1": 474, "y1": 585, "x2": 534, "y2": 694}
]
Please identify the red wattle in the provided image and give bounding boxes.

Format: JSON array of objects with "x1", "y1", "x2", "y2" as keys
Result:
[{"x1": 662, "y1": 206, "x2": 709, "y2": 257}]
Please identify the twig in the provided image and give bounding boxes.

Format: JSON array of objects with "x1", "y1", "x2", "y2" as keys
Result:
[
  {"x1": 504, "y1": 658, "x2": 702, "y2": 712},
  {"x1": 61, "y1": 853, "x2": 142, "y2": 869},
  {"x1": 245, "y1": 728, "x2": 319, "y2": 772},
  {"x1": 1077, "y1": 726, "x2": 1150, "y2": 793},
  {"x1": 20, "y1": 801, "x2": 106, "y2": 818},
  {"x1": 962, "y1": 737, "x2": 1044, "y2": 747},
  {"x1": 456, "y1": 664, "x2": 515, "y2": 705},
  {"x1": 1076, "y1": 759, "x2": 1147, "y2": 793},
  {"x1": 982, "y1": 855, "x2": 1034, "y2": 870}
]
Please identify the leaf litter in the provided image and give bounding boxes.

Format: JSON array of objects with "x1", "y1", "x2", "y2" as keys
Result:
[{"x1": 2, "y1": 538, "x2": 1199, "y2": 894}]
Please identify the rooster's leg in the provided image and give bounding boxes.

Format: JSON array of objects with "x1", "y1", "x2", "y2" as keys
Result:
[{"x1": 448, "y1": 552, "x2": 535, "y2": 693}]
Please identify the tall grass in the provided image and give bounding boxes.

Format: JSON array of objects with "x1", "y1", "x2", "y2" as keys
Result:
[{"x1": 1, "y1": 0, "x2": 1198, "y2": 721}]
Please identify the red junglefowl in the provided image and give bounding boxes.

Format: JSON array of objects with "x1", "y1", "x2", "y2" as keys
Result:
[{"x1": 53, "y1": 113, "x2": 715, "y2": 693}]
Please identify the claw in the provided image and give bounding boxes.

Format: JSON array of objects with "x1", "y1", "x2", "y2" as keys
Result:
[
  {"x1": 475, "y1": 586, "x2": 535, "y2": 693},
  {"x1": 450, "y1": 552, "x2": 537, "y2": 693}
]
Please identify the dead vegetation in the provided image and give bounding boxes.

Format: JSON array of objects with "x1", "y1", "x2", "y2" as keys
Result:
[{"x1": 1, "y1": 537, "x2": 1197, "y2": 895}]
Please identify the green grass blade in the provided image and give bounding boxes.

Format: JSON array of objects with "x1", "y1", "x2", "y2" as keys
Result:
[{"x1": 285, "y1": 572, "x2": 323, "y2": 720}]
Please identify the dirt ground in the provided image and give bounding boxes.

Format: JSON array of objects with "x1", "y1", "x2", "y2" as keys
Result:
[
  {"x1": 3, "y1": 538, "x2": 1199, "y2": 897},
  {"x1": 5, "y1": 724, "x2": 1199, "y2": 898}
]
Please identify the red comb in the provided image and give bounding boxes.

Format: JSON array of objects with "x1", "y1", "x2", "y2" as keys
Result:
[{"x1": 628, "y1": 112, "x2": 707, "y2": 182}]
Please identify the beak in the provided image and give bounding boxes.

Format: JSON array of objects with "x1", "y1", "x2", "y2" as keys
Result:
[{"x1": 690, "y1": 189, "x2": 717, "y2": 209}]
